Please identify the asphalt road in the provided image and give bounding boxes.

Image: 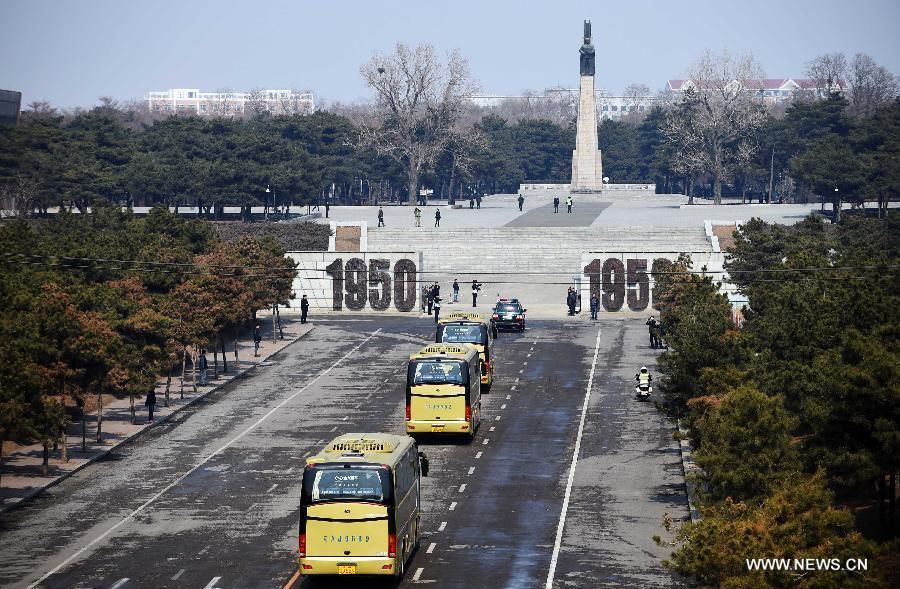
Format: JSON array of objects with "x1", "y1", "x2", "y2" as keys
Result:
[{"x1": 0, "y1": 316, "x2": 686, "y2": 589}]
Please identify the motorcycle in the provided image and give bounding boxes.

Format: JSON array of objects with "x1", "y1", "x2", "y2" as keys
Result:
[{"x1": 635, "y1": 381, "x2": 652, "y2": 401}]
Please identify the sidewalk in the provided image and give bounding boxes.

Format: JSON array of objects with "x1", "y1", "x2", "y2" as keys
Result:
[{"x1": 0, "y1": 317, "x2": 314, "y2": 513}]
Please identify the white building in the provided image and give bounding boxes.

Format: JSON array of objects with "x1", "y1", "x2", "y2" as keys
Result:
[
  {"x1": 145, "y1": 88, "x2": 315, "y2": 116},
  {"x1": 470, "y1": 90, "x2": 659, "y2": 121},
  {"x1": 665, "y1": 78, "x2": 847, "y2": 105}
]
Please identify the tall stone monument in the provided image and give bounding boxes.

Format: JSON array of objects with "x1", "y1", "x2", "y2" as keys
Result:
[{"x1": 570, "y1": 20, "x2": 604, "y2": 192}]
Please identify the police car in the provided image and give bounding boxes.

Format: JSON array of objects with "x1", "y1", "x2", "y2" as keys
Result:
[{"x1": 491, "y1": 298, "x2": 526, "y2": 332}]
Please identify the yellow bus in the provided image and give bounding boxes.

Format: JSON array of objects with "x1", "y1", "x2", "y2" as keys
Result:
[
  {"x1": 406, "y1": 344, "x2": 482, "y2": 439},
  {"x1": 298, "y1": 433, "x2": 429, "y2": 578},
  {"x1": 436, "y1": 312, "x2": 497, "y2": 390}
]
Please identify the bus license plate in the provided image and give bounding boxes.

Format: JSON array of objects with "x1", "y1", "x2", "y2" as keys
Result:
[
  {"x1": 431, "y1": 425, "x2": 445, "y2": 432},
  {"x1": 338, "y1": 564, "x2": 357, "y2": 575}
]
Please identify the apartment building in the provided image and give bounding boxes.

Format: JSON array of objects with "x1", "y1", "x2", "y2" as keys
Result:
[
  {"x1": 145, "y1": 88, "x2": 315, "y2": 116},
  {"x1": 665, "y1": 78, "x2": 847, "y2": 104}
]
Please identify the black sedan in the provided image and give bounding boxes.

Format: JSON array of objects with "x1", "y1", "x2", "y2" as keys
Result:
[{"x1": 491, "y1": 299, "x2": 526, "y2": 331}]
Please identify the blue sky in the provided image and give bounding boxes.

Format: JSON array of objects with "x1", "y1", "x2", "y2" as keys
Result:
[{"x1": 2, "y1": 0, "x2": 899, "y2": 108}]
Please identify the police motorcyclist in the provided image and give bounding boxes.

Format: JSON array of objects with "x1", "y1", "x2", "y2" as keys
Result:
[{"x1": 635, "y1": 366, "x2": 652, "y2": 385}]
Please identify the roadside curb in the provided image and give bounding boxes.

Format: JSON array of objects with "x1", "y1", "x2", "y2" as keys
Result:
[
  {"x1": 676, "y1": 419, "x2": 701, "y2": 524},
  {"x1": 0, "y1": 326, "x2": 315, "y2": 515}
]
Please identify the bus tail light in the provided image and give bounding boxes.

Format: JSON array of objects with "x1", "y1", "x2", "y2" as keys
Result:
[
  {"x1": 388, "y1": 533, "x2": 397, "y2": 558},
  {"x1": 465, "y1": 404, "x2": 472, "y2": 421},
  {"x1": 491, "y1": 313, "x2": 499, "y2": 320},
  {"x1": 405, "y1": 404, "x2": 411, "y2": 420},
  {"x1": 299, "y1": 534, "x2": 306, "y2": 557}
]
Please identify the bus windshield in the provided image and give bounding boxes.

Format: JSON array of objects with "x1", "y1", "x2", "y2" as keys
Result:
[
  {"x1": 440, "y1": 324, "x2": 485, "y2": 344},
  {"x1": 410, "y1": 360, "x2": 467, "y2": 385},
  {"x1": 303, "y1": 468, "x2": 386, "y2": 503}
]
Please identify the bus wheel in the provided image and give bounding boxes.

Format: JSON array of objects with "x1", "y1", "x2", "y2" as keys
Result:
[{"x1": 396, "y1": 541, "x2": 407, "y2": 578}]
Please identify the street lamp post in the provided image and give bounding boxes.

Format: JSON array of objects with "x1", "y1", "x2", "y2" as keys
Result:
[{"x1": 265, "y1": 185, "x2": 271, "y2": 220}]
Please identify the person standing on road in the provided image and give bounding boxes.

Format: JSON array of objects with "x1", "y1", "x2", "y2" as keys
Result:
[
  {"x1": 469, "y1": 197, "x2": 475, "y2": 209},
  {"x1": 300, "y1": 294, "x2": 309, "y2": 324},
  {"x1": 590, "y1": 293, "x2": 600, "y2": 321},
  {"x1": 377, "y1": 207, "x2": 385, "y2": 227},
  {"x1": 427, "y1": 284, "x2": 434, "y2": 315},
  {"x1": 198, "y1": 349, "x2": 209, "y2": 385},
  {"x1": 553, "y1": 196, "x2": 560, "y2": 213},
  {"x1": 567, "y1": 287, "x2": 577, "y2": 316},
  {"x1": 475, "y1": 194, "x2": 482, "y2": 209},
  {"x1": 646, "y1": 316, "x2": 659, "y2": 348},
  {"x1": 517, "y1": 194, "x2": 525, "y2": 211},
  {"x1": 145, "y1": 388, "x2": 157, "y2": 422},
  {"x1": 253, "y1": 325, "x2": 262, "y2": 357},
  {"x1": 452, "y1": 279, "x2": 460, "y2": 304},
  {"x1": 434, "y1": 209, "x2": 441, "y2": 227},
  {"x1": 421, "y1": 285, "x2": 428, "y2": 313},
  {"x1": 433, "y1": 295, "x2": 442, "y2": 323},
  {"x1": 566, "y1": 195, "x2": 573, "y2": 213},
  {"x1": 472, "y1": 280, "x2": 482, "y2": 307},
  {"x1": 414, "y1": 207, "x2": 422, "y2": 227}
]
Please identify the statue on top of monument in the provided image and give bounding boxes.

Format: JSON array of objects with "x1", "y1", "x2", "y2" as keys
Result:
[{"x1": 579, "y1": 20, "x2": 595, "y2": 77}]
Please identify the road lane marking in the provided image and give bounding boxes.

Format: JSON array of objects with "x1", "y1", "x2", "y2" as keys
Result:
[
  {"x1": 514, "y1": 377, "x2": 520, "y2": 383},
  {"x1": 426, "y1": 542, "x2": 436, "y2": 554},
  {"x1": 353, "y1": 403, "x2": 361, "y2": 409},
  {"x1": 523, "y1": 361, "x2": 528, "y2": 366},
  {"x1": 468, "y1": 467, "x2": 475, "y2": 475},
  {"x1": 501, "y1": 404, "x2": 507, "y2": 409},
  {"x1": 438, "y1": 521, "x2": 447, "y2": 531},
  {"x1": 533, "y1": 340, "x2": 538, "y2": 344},
  {"x1": 458, "y1": 484, "x2": 467, "y2": 492},
  {"x1": 282, "y1": 570, "x2": 302, "y2": 589},
  {"x1": 110, "y1": 579, "x2": 129, "y2": 589},
  {"x1": 495, "y1": 415, "x2": 501, "y2": 421},
  {"x1": 475, "y1": 451, "x2": 483, "y2": 459},
  {"x1": 266, "y1": 484, "x2": 278, "y2": 493},
  {"x1": 203, "y1": 578, "x2": 222, "y2": 589},
  {"x1": 329, "y1": 426, "x2": 337, "y2": 432},
  {"x1": 527, "y1": 353, "x2": 532, "y2": 358},
  {"x1": 482, "y1": 438, "x2": 490, "y2": 445},
  {"x1": 518, "y1": 369, "x2": 523, "y2": 374},
  {"x1": 449, "y1": 502, "x2": 457, "y2": 511},
  {"x1": 545, "y1": 327, "x2": 602, "y2": 589},
  {"x1": 412, "y1": 568, "x2": 424, "y2": 581},
  {"x1": 301, "y1": 451, "x2": 311, "y2": 458},
  {"x1": 506, "y1": 394, "x2": 511, "y2": 399},
  {"x1": 171, "y1": 569, "x2": 185, "y2": 581},
  {"x1": 198, "y1": 545, "x2": 210, "y2": 556},
  {"x1": 341, "y1": 416, "x2": 348, "y2": 420},
  {"x1": 511, "y1": 386, "x2": 517, "y2": 391},
  {"x1": 26, "y1": 328, "x2": 385, "y2": 589},
  {"x1": 489, "y1": 426, "x2": 495, "y2": 432}
]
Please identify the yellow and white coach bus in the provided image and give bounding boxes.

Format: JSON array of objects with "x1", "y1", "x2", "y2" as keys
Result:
[
  {"x1": 435, "y1": 311, "x2": 497, "y2": 390},
  {"x1": 298, "y1": 433, "x2": 429, "y2": 578},
  {"x1": 406, "y1": 344, "x2": 482, "y2": 439}
]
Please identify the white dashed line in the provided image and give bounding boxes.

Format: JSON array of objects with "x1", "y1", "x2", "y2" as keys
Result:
[
  {"x1": 412, "y1": 568, "x2": 424, "y2": 581},
  {"x1": 514, "y1": 377, "x2": 520, "y2": 383},
  {"x1": 468, "y1": 467, "x2": 475, "y2": 475},
  {"x1": 527, "y1": 353, "x2": 532, "y2": 358},
  {"x1": 353, "y1": 403, "x2": 361, "y2": 409},
  {"x1": 198, "y1": 545, "x2": 210, "y2": 556},
  {"x1": 545, "y1": 327, "x2": 602, "y2": 589},
  {"x1": 171, "y1": 569, "x2": 185, "y2": 581},
  {"x1": 202, "y1": 577, "x2": 222, "y2": 589},
  {"x1": 482, "y1": 438, "x2": 490, "y2": 445},
  {"x1": 110, "y1": 579, "x2": 129, "y2": 589},
  {"x1": 266, "y1": 483, "x2": 278, "y2": 493},
  {"x1": 518, "y1": 369, "x2": 524, "y2": 374},
  {"x1": 532, "y1": 340, "x2": 538, "y2": 344},
  {"x1": 495, "y1": 415, "x2": 501, "y2": 421},
  {"x1": 523, "y1": 361, "x2": 528, "y2": 366},
  {"x1": 511, "y1": 386, "x2": 517, "y2": 391},
  {"x1": 301, "y1": 452, "x2": 310, "y2": 458},
  {"x1": 506, "y1": 394, "x2": 511, "y2": 399},
  {"x1": 475, "y1": 451, "x2": 483, "y2": 459},
  {"x1": 459, "y1": 484, "x2": 467, "y2": 492},
  {"x1": 489, "y1": 426, "x2": 495, "y2": 432},
  {"x1": 342, "y1": 416, "x2": 348, "y2": 421},
  {"x1": 329, "y1": 426, "x2": 337, "y2": 432},
  {"x1": 438, "y1": 521, "x2": 447, "y2": 531},
  {"x1": 426, "y1": 542, "x2": 436, "y2": 554},
  {"x1": 449, "y1": 502, "x2": 457, "y2": 511},
  {"x1": 501, "y1": 404, "x2": 507, "y2": 409}
]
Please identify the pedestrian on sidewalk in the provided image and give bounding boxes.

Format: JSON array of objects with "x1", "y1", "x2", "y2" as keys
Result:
[
  {"x1": 553, "y1": 196, "x2": 560, "y2": 213},
  {"x1": 198, "y1": 349, "x2": 209, "y2": 385},
  {"x1": 377, "y1": 207, "x2": 385, "y2": 227},
  {"x1": 452, "y1": 279, "x2": 460, "y2": 303},
  {"x1": 414, "y1": 207, "x2": 422, "y2": 227},
  {"x1": 566, "y1": 287, "x2": 576, "y2": 316},
  {"x1": 427, "y1": 285, "x2": 434, "y2": 315},
  {"x1": 590, "y1": 293, "x2": 599, "y2": 320},
  {"x1": 300, "y1": 294, "x2": 309, "y2": 324},
  {"x1": 434, "y1": 209, "x2": 441, "y2": 227},
  {"x1": 254, "y1": 325, "x2": 262, "y2": 357},
  {"x1": 433, "y1": 295, "x2": 442, "y2": 323},
  {"x1": 145, "y1": 389, "x2": 157, "y2": 422},
  {"x1": 566, "y1": 195, "x2": 573, "y2": 213},
  {"x1": 472, "y1": 280, "x2": 482, "y2": 307},
  {"x1": 517, "y1": 194, "x2": 525, "y2": 211}
]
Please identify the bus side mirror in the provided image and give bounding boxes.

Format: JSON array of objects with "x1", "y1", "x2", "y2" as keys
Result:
[{"x1": 419, "y1": 452, "x2": 430, "y2": 477}]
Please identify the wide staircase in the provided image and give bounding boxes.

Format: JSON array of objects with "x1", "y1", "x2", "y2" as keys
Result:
[{"x1": 366, "y1": 226, "x2": 712, "y2": 305}]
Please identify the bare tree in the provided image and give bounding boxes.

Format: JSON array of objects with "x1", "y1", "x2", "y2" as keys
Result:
[
  {"x1": 805, "y1": 53, "x2": 848, "y2": 96},
  {"x1": 246, "y1": 88, "x2": 269, "y2": 118},
  {"x1": 359, "y1": 43, "x2": 478, "y2": 202},
  {"x1": 0, "y1": 177, "x2": 38, "y2": 218},
  {"x1": 848, "y1": 53, "x2": 899, "y2": 117},
  {"x1": 207, "y1": 89, "x2": 235, "y2": 118},
  {"x1": 663, "y1": 50, "x2": 768, "y2": 204}
]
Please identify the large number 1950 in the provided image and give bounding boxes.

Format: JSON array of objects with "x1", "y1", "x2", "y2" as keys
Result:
[{"x1": 325, "y1": 258, "x2": 418, "y2": 312}]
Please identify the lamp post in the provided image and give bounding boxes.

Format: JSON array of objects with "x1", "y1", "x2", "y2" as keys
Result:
[{"x1": 265, "y1": 185, "x2": 271, "y2": 220}]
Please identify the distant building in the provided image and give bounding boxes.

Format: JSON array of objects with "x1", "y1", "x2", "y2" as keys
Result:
[
  {"x1": 0, "y1": 89, "x2": 22, "y2": 126},
  {"x1": 665, "y1": 78, "x2": 847, "y2": 104},
  {"x1": 145, "y1": 88, "x2": 315, "y2": 116},
  {"x1": 470, "y1": 90, "x2": 659, "y2": 121}
]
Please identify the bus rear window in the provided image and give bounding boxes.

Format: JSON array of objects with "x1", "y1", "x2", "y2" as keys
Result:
[
  {"x1": 305, "y1": 468, "x2": 385, "y2": 503},
  {"x1": 410, "y1": 360, "x2": 467, "y2": 385},
  {"x1": 439, "y1": 324, "x2": 485, "y2": 344}
]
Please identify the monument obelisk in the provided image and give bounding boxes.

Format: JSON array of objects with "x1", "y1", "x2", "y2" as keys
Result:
[{"x1": 570, "y1": 20, "x2": 603, "y2": 192}]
